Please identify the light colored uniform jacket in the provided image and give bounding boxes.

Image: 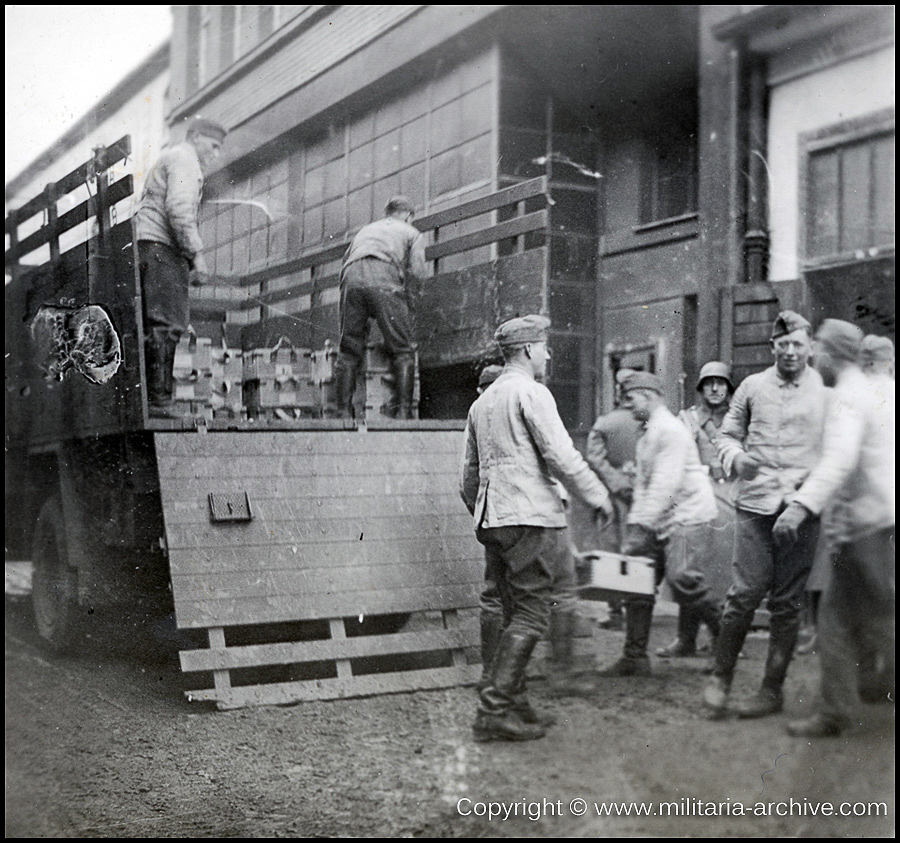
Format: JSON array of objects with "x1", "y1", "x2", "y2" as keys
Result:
[
  {"x1": 133, "y1": 142, "x2": 204, "y2": 262},
  {"x1": 793, "y1": 367, "x2": 895, "y2": 543},
  {"x1": 460, "y1": 364, "x2": 610, "y2": 529},
  {"x1": 627, "y1": 404, "x2": 717, "y2": 535},
  {"x1": 717, "y1": 365, "x2": 827, "y2": 515},
  {"x1": 342, "y1": 217, "x2": 426, "y2": 286}
]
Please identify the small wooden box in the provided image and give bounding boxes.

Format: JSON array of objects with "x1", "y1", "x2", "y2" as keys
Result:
[{"x1": 576, "y1": 550, "x2": 656, "y2": 600}]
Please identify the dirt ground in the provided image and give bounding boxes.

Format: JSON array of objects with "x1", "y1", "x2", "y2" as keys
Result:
[{"x1": 5, "y1": 581, "x2": 894, "y2": 839}]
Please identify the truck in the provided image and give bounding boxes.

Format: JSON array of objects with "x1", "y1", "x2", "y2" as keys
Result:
[{"x1": 5, "y1": 138, "x2": 563, "y2": 708}]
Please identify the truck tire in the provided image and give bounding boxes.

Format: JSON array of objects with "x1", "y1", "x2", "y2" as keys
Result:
[{"x1": 31, "y1": 497, "x2": 81, "y2": 651}]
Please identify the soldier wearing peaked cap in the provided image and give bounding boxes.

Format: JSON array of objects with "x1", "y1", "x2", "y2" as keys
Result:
[
  {"x1": 704, "y1": 310, "x2": 829, "y2": 719},
  {"x1": 134, "y1": 115, "x2": 228, "y2": 417},
  {"x1": 460, "y1": 315, "x2": 613, "y2": 742}
]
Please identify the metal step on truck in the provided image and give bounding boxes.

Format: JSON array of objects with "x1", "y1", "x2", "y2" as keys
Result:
[{"x1": 5, "y1": 138, "x2": 565, "y2": 708}]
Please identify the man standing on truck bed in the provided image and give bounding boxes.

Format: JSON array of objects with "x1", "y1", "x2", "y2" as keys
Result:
[
  {"x1": 133, "y1": 116, "x2": 227, "y2": 418},
  {"x1": 333, "y1": 195, "x2": 427, "y2": 419},
  {"x1": 460, "y1": 315, "x2": 613, "y2": 742}
]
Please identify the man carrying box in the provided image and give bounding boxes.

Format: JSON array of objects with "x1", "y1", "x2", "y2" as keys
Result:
[{"x1": 602, "y1": 371, "x2": 719, "y2": 677}]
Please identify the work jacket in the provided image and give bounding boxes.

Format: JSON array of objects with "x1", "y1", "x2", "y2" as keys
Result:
[
  {"x1": 460, "y1": 363, "x2": 609, "y2": 529},
  {"x1": 133, "y1": 142, "x2": 205, "y2": 262},
  {"x1": 627, "y1": 404, "x2": 717, "y2": 535}
]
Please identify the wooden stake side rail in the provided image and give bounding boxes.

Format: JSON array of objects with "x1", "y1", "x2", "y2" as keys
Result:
[{"x1": 155, "y1": 429, "x2": 484, "y2": 708}]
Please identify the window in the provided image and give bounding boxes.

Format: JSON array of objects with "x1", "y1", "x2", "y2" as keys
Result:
[
  {"x1": 806, "y1": 128, "x2": 894, "y2": 262},
  {"x1": 640, "y1": 130, "x2": 698, "y2": 224}
]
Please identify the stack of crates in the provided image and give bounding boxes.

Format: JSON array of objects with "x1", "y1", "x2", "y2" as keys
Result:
[
  {"x1": 309, "y1": 340, "x2": 338, "y2": 416},
  {"x1": 209, "y1": 344, "x2": 244, "y2": 420},
  {"x1": 242, "y1": 337, "x2": 318, "y2": 419},
  {"x1": 173, "y1": 333, "x2": 245, "y2": 420},
  {"x1": 309, "y1": 341, "x2": 420, "y2": 419},
  {"x1": 173, "y1": 335, "x2": 214, "y2": 421}
]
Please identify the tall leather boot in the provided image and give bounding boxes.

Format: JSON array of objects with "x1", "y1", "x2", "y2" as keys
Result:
[
  {"x1": 546, "y1": 608, "x2": 593, "y2": 695},
  {"x1": 333, "y1": 354, "x2": 359, "y2": 419},
  {"x1": 477, "y1": 612, "x2": 504, "y2": 692},
  {"x1": 474, "y1": 630, "x2": 547, "y2": 742},
  {"x1": 657, "y1": 605, "x2": 701, "y2": 658},
  {"x1": 146, "y1": 335, "x2": 181, "y2": 418},
  {"x1": 602, "y1": 599, "x2": 654, "y2": 676},
  {"x1": 733, "y1": 616, "x2": 797, "y2": 718},
  {"x1": 391, "y1": 353, "x2": 416, "y2": 419},
  {"x1": 703, "y1": 609, "x2": 753, "y2": 714}
]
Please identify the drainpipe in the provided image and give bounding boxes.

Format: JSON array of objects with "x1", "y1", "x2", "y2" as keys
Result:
[{"x1": 743, "y1": 56, "x2": 769, "y2": 285}]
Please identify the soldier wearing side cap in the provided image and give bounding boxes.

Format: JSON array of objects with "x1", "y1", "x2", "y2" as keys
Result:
[
  {"x1": 134, "y1": 116, "x2": 228, "y2": 418},
  {"x1": 600, "y1": 371, "x2": 719, "y2": 677},
  {"x1": 460, "y1": 315, "x2": 613, "y2": 742},
  {"x1": 655, "y1": 362, "x2": 735, "y2": 659},
  {"x1": 704, "y1": 311, "x2": 829, "y2": 719},
  {"x1": 784, "y1": 320, "x2": 895, "y2": 737}
]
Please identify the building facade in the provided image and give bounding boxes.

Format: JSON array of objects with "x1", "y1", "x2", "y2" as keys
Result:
[{"x1": 165, "y1": 6, "x2": 899, "y2": 424}]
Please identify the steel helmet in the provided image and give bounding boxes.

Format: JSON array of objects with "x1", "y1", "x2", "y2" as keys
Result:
[{"x1": 696, "y1": 361, "x2": 733, "y2": 393}]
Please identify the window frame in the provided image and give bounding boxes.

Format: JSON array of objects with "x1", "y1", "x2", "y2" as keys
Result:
[{"x1": 799, "y1": 107, "x2": 895, "y2": 271}]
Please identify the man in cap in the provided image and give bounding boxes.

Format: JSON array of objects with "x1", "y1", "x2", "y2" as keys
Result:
[
  {"x1": 333, "y1": 196, "x2": 427, "y2": 419},
  {"x1": 861, "y1": 334, "x2": 894, "y2": 380},
  {"x1": 601, "y1": 371, "x2": 719, "y2": 676},
  {"x1": 656, "y1": 362, "x2": 735, "y2": 658},
  {"x1": 704, "y1": 311, "x2": 828, "y2": 718},
  {"x1": 134, "y1": 116, "x2": 227, "y2": 418},
  {"x1": 783, "y1": 320, "x2": 894, "y2": 737},
  {"x1": 474, "y1": 361, "x2": 587, "y2": 697},
  {"x1": 586, "y1": 367, "x2": 646, "y2": 630},
  {"x1": 460, "y1": 315, "x2": 613, "y2": 741}
]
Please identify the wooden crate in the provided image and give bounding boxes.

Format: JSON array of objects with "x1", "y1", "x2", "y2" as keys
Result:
[{"x1": 154, "y1": 428, "x2": 483, "y2": 708}]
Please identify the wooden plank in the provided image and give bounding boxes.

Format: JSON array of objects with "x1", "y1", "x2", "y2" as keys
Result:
[
  {"x1": 731, "y1": 282, "x2": 778, "y2": 305},
  {"x1": 208, "y1": 628, "x2": 232, "y2": 694},
  {"x1": 162, "y1": 490, "x2": 465, "y2": 525},
  {"x1": 733, "y1": 321, "x2": 773, "y2": 346},
  {"x1": 5, "y1": 136, "x2": 131, "y2": 230},
  {"x1": 163, "y1": 512, "x2": 474, "y2": 549},
  {"x1": 170, "y1": 559, "x2": 484, "y2": 602},
  {"x1": 733, "y1": 301, "x2": 779, "y2": 325},
  {"x1": 157, "y1": 473, "x2": 463, "y2": 504},
  {"x1": 167, "y1": 542, "x2": 479, "y2": 577},
  {"x1": 156, "y1": 452, "x2": 464, "y2": 480},
  {"x1": 153, "y1": 430, "x2": 463, "y2": 457},
  {"x1": 9, "y1": 176, "x2": 134, "y2": 262},
  {"x1": 424, "y1": 210, "x2": 547, "y2": 261},
  {"x1": 733, "y1": 345, "x2": 776, "y2": 367},
  {"x1": 185, "y1": 664, "x2": 482, "y2": 708},
  {"x1": 415, "y1": 176, "x2": 547, "y2": 231},
  {"x1": 238, "y1": 242, "x2": 347, "y2": 287},
  {"x1": 173, "y1": 584, "x2": 481, "y2": 628},
  {"x1": 329, "y1": 618, "x2": 352, "y2": 679},
  {"x1": 179, "y1": 625, "x2": 479, "y2": 673}
]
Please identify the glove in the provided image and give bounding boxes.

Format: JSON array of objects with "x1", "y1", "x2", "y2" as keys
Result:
[
  {"x1": 733, "y1": 453, "x2": 761, "y2": 480},
  {"x1": 622, "y1": 523, "x2": 655, "y2": 557},
  {"x1": 594, "y1": 498, "x2": 615, "y2": 531},
  {"x1": 772, "y1": 502, "x2": 810, "y2": 548}
]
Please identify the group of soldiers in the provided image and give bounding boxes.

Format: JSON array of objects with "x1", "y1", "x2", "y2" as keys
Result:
[
  {"x1": 460, "y1": 311, "x2": 894, "y2": 744},
  {"x1": 133, "y1": 123, "x2": 892, "y2": 747}
]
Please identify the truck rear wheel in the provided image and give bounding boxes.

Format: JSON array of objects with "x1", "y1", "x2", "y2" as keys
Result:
[{"x1": 31, "y1": 497, "x2": 80, "y2": 651}]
